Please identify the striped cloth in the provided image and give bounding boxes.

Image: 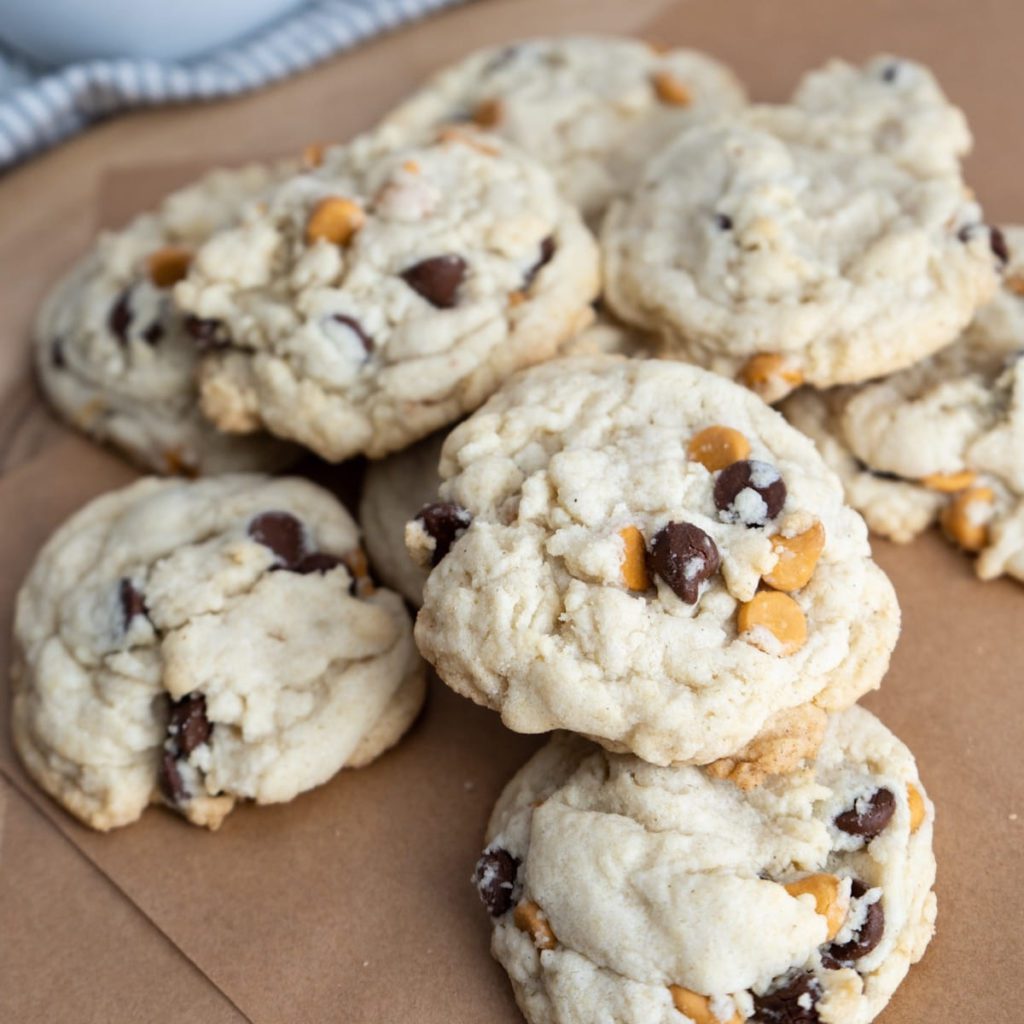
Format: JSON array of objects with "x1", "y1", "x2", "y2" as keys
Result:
[{"x1": 0, "y1": 0, "x2": 466, "y2": 169}]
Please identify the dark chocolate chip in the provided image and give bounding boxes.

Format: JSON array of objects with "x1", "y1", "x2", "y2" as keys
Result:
[
  {"x1": 474, "y1": 847, "x2": 520, "y2": 916},
  {"x1": 415, "y1": 502, "x2": 473, "y2": 566},
  {"x1": 158, "y1": 750, "x2": 188, "y2": 804},
  {"x1": 835, "y1": 786, "x2": 896, "y2": 841},
  {"x1": 714, "y1": 213, "x2": 733, "y2": 230},
  {"x1": 401, "y1": 255, "x2": 467, "y2": 308},
  {"x1": 331, "y1": 314, "x2": 373, "y2": 354},
  {"x1": 646, "y1": 522, "x2": 721, "y2": 604},
  {"x1": 714, "y1": 459, "x2": 787, "y2": 526},
  {"x1": 108, "y1": 289, "x2": 133, "y2": 345},
  {"x1": 881, "y1": 62, "x2": 900, "y2": 83},
  {"x1": 523, "y1": 236, "x2": 556, "y2": 290},
  {"x1": 184, "y1": 315, "x2": 231, "y2": 351},
  {"x1": 168, "y1": 693, "x2": 211, "y2": 756},
  {"x1": 752, "y1": 972, "x2": 822, "y2": 1024},
  {"x1": 142, "y1": 320, "x2": 164, "y2": 345},
  {"x1": 119, "y1": 578, "x2": 147, "y2": 629},
  {"x1": 248, "y1": 511, "x2": 307, "y2": 568},
  {"x1": 824, "y1": 880, "x2": 885, "y2": 964},
  {"x1": 990, "y1": 226, "x2": 1010, "y2": 265},
  {"x1": 294, "y1": 552, "x2": 346, "y2": 575},
  {"x1": 51, "y1": 338, "x2": 66, "y2": 368}
]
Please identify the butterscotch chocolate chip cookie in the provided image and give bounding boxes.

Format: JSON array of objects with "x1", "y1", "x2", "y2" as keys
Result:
[
  {"x1": 35, "y1": 163, "x2": 297, "y2": 475},
  {"x1": 11, "y1": 476, "x2": 425, "y2": 831},
  {"x1": 475, "y1": 707, "x2": 935, "y2": 1024},
  {"x1": 410, "y1": 356, "x2": 899, "y2": 767},
  {"x1": 382, "y1": 35, "x2": 746, "y2": 222},
  {"x1": 783, "y1": 227, "x2": 1024, "y2": 583},
  {"x1": 176, "y1": 128, "x2": 599, "y2": 462},
  {"x1": 602, "y1": 56, "x2": 1000, "y2": 400}
]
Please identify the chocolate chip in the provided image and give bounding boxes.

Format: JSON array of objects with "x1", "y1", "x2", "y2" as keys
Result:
[
  {"x1": 474, "y1": 847, "x2": 520, "y2": 916},
  {"x1": 647, "y1": 522, "x2": 721, "y2": 604},
  {"x1": 158, "y1": 750, "x2": 188, "y2": 804},
  {"x1": 714, "y1": 459, "x2": 787, "y2": 526},
  {"x1": 401, "y1": 255, "x2": 467, "y2": 308},
  {"x1": 331, "y1": 314, "x2": 372, "y2": 354},
  {"x1": 184, "y1": 315, "x2": 231, "y2": 351},
  {"x1": 990, "y1": 226, "x2": 1010, "y2": 265},
  {"x1": 881, "y1": 62, "x2": 900, "y2": 83},
  {"x1": 522, "y1": 236, "x2": 556, "y2": 290},
  {"x1": 248, "y1": 511, "x2": 307, "y2": 568},
  {"x1": 108, "y1": 289, "x2": 133, "y2": 344},
  {"x1": 294, "y1": 552, "x2": 346, "y2": 575},
  {"x1": 824, "y1": 880, "x2": 885, "y2": 965},
  {"x1": 51, "y1": 338, "x2": 65, "y2": 368},
  {"x1": 168, "y1": 693, "x2": 211, "y2": 756},
  {"x1": 415, "y1": 502, "x2": 472, "y2": 565},
  {"x1": 714, "y1": 213, "x2": 733, "y2": 230},
  {"x1": 835, "y1": 787, "x2": 896, "y2": 841},
  {"x1": 119, "y1": 578, "x2": 147, "y2": 629},
  {"x1": 752, "y1": 972, "x2": 822, "y2": 1023},
  {"x1": 142, "y1": 320, "x2": 164, "y2": 345}
]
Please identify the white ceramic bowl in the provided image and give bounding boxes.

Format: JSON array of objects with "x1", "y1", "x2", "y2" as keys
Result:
[{"x1": 0, "y1": 0, "x2": 309, "y2": 64}]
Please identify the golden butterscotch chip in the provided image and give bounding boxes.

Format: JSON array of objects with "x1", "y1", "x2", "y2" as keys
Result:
[
  {"x1": 687, "y1": 425, "x2": 751, "y2": 472},
  {"x1": 507, "y1": 290, "x2": 527, "y2": 309},
  {"x1": 305, "y1": 197, "x2": 365, "y2": 247},
  {"x1": 940, "y1": 485, "x2": 995, "y2": 552},
  {"x1": 668, "y1": 986, "x2": 741, "y2": 1024},
  {"x1": 342, "y1": 547, "x2": 375, "y2": 598},
  {"x1": 651, "y1": 70, "x2": 692, "y2": 106},
  {"x1": 907, "y1": 782, "x2": 926, "y2": 833},
  {"x1": 472, "y1": 98, "x2": 504, "y2": 128},
  {"x1": 1006, "y1": 274, "x2": 1024, "y2": 296},
  {"x1": 920, "y1": 469, "x2": 976, "y2": 493},
  {"x1": 619, "y1": 525, "x2": 650, "y2": 591},
  {"x1": 738, "y1": 591, "x2": 807, "y2": 655},
  {"x1": 146, "y1": 246, "x2": 192, "y2": 288},
  {"x1": 301, "y1": 142, "x2": 326, "y2": 169},
  {"x1": 738, "y1": 353, "x2": 804, "y2": 404},
  {"x1": 764, "y1": 521, "x2": 826, "y2": 593},
  {"x1": 513, "y1": 900, "x2": 557, "y2": 949},
  {"x1": 163, "y1": 447, "x2": 199, "y2": 479},
  {"x1": 784, "y1": 873, "x2": 847, "y2": 940}
]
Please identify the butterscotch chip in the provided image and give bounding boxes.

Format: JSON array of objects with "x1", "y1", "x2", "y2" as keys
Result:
[
  {"x1": 764, "y1": 521, "x2": 826, "y2": 592},
  {"x1": 651, "y1": 70, "x2": 692, "y2": 106},
  {"x1": 162, "y1": 447, "x2": 199, "y2": 479},
  {"x1": 687, "y1": 425, "x2": 751, "y2": 472},
  {"x1": 301, "y1": 142, "x2": 326, "y2": 169},
  {"x1": 305, "y1": 197, "x2": 365, "y2": 247},
  {"x1": 472, "y1": 98, "x2": 504, "y2": 128},
  {"x1": 514, "y1": 900, "x2": 556, "y2": 949},
  {"x1": 668, "y1": 986, "x2": 740, "y2": 1024},
  {"x1": 738, "y1": 353, "x2": 804, "y2": 403},
  {"x1": 907, "y1": 782, "x2": 926, "y2": 833},
  {"x1": 618, "y1": 525, "x2": 650, "y2": 591},
  {"x1": 784, "y1": 873, "x2": 848, "y2": 940},
  {"x1": 738, "y1": 591, "x2": 807, "y2": 655},
  {"x1": 920, "y1": 469, "x2": 976, "y2": 493},
  {"x1": 940, "y1": 485, "x2": 995, "y2": 552},
  {"x1": 146, "y1": 246, "x2": 193, "y2": 288},
  {"x1": 1005, "y1": 274, "x2": 1024, "y2": 296}
]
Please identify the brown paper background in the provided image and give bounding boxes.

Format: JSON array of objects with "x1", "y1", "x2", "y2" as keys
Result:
[{"x1": 1, "y1": 1, "x2": 1022, "y2": 1020}]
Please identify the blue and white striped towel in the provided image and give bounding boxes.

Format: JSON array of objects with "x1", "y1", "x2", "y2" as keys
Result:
[{"x1": 0, "y1": 0, "x2": 466, "y2": 169}]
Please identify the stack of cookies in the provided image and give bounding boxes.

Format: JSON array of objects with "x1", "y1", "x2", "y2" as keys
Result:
[{"x1": 14, "y1": 31, "x2": 1012, "y2": 1024}]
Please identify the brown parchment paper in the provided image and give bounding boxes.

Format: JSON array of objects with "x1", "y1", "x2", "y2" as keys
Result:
[{"x1": 1, "y1": 0, "x2": 1022, "y2": 1021}]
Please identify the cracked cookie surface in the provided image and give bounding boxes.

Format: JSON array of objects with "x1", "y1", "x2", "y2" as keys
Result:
[
  {"x1": 476, "y1": 707, "x2": 935, "y2": 1024},
  {"x1": 11, "y1": 475, "x2": 424, "y2": 831},
  {"x1": 410, "y1": 356, "x2": 899, "y2": 766}
]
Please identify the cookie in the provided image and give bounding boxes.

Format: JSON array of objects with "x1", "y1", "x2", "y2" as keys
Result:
[
  {"x1": 11, "y1": 475, "x2": 425, "y2": 831},
  {"x1": 475, "y1": 707, "x2": 935, "y2": 1024},
  {"x1": 35, "y1": 163, "x2": 298, "y2": 475},
  {"x1": 382, "y1": 36, "x2": 746, "y2": 222},
  {"x1": 602, "y1": 57, "x2": 1000, "y2": 400},
  {"x1": 410, "y1": 356, "x2": 899, "y2": 767},
  {"x1": 783, "y1": 227, "x2": 1024, "y2": 582},
  {"x1": 175, "y1": 128, "x2": 600, "y2": 462}
]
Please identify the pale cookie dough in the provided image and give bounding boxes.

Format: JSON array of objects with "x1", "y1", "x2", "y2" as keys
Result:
[
  {"x1": 410, "y1": 356, "x2": 899, "y2": 767},
  {"x1": 602, "y1": 58, "x2": 1000, "y2": 398},
  {"x1": 381, "y1": 35, "x2": 746, "y2": 223},
  {"x1": 35, "y1": 163, "x2": 297, "y2": 475},
  {"x1": 474, "y1": 707, "x2": 936, "y2": 1024},
  {"x1": 11, "y1": 475, "x2": 425, "y2": 831},
  {"x1": 360, "y1": 323, "x2": 650, "y2": 604},
  {"x1": 176, "y1": 128, "x2": 600, "y2": 462},
  {"x1": 783, "y1": 228, "x2": 1024, "y2": 583}
]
